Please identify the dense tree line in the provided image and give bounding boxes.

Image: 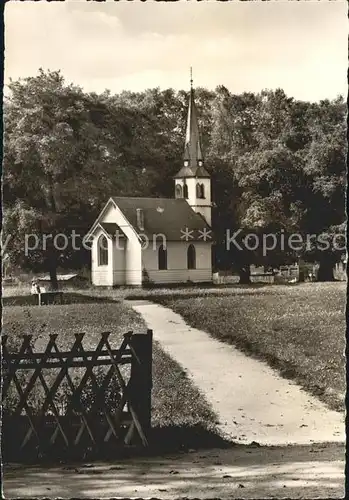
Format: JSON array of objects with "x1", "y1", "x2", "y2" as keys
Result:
[{"x1": 3, "y1": 70, "x2": 346, "y2": 285}]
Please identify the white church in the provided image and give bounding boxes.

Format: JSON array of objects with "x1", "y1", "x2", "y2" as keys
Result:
[{"x1": 87, "y1": 81, "x2": 213, "y2": 286}]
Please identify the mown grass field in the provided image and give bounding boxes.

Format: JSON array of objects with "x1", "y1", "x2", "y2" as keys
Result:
[
  {"x1": 155, "y1": 282, "x2": 346, "y2": 412},
  {"x1": 3, "y1": 300, "x2": 223, "y2": 452},
  {"x1": 2, "y1": 281, "x2": 278, "y2": 300},
  {"x1": 3, "y1": 282, "x2": 346, "y2": 413}
]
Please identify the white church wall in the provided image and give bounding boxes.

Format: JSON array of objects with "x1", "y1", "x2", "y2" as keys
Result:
[
  {"x1": 142, "y1": 241, "x2": 212, "y2": 284},
  {"x1": 107, "y1": 203, "x2": 142, "y2": 286},
  {"x1": 125, "y1": 238, "x2": 142, "y2": 286},
  {"x1": 91, "y1": 227, "x2": 113, "y2": 287},
  {"x1": 112, "y1": 237, "x2": 126, "y2": 286},
  {"x1": 91, "y1": 201, "x2": 142, "y2": 286}
]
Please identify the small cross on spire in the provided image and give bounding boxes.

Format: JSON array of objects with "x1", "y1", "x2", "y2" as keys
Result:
[{"x1": 190, "y1": 66, "x2": 193, "y2": 89}]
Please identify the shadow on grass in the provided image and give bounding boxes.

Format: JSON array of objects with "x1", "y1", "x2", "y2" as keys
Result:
[
  {"x1": 149, "y1": 424, "x2": 233, "y2": 455},
  {"x1": 2, "y1": 424, "x2": 233, "y2": 465},
  {"x1": 2, "y1": 293, "x2": 119, "y2": 307}
]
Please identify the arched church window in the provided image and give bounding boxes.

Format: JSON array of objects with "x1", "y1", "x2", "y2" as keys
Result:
[
  {"x1": 175, "y1": 184, "x2": 183, "y2": 198},
  {"x1": 158, "y1": 244, "x2": 167, "y2": 270},
  {"x1": 200, "y1": 183, "x2": 205, "y2": 199},
  {"x1": 187, "y1": 244, "x2": 196, "y2": 270},
  {"x1": 98, "y1": 235, "x2": 108, "y2": 266},
  {"x1": 183, "y1": 184, "x2": 188, "y2": 199}
]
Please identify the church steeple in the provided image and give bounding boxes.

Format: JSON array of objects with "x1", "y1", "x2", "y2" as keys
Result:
[
  {"x1": 174, "y1": 69, "x2": 212, "y2": 226},
  {"x1": 174, "y1": 69, "x2": 210, "y2": 179},
  {"x1": 184, "y1": 68, "x2": 203, "y2": 169}
]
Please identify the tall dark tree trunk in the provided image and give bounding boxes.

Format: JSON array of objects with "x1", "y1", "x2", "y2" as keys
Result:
[
  {"x1": 48, "y1": 258, "x2": 59, "y2": 290},
  {"x1": 44, "y1": 177, "x2": 59, "y2": 291},
  {"x1": 317, "y1": 260, "x2": 335, "y2": 282},
  {"x1": 316, "y1": 252, "x2": 336, "y2": 282},
  {"x1": 238, "y1": 264, "x2": 251, "y2": 285},
  {"x1": 45, "y1": 239, "x2": 59, "y2": 291}
]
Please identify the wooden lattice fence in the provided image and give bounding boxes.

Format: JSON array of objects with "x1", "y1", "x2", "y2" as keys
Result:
[{"x1": 1, "y1": 330, "x2": 153, "y2": 461}]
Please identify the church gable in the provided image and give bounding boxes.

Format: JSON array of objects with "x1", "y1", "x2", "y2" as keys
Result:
[{"x1": 86, "y1": 198, "x2": 142, "y2": 243}]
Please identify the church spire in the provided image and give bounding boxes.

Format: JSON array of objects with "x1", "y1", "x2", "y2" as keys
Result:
[
  {"x1": 184, "y1": 67, "x2": 203, "y2": 168},
  {"x1": 174, "y1": 68, "x2": 209, "y2": 179}
]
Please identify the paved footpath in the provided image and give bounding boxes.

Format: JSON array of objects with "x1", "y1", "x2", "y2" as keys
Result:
[
  {"x1": 3, "y1": 299, "x2": 346, "y2": 499},
  {"x1": 129, "y1": 300, "x2": 345, "y2": 446}
]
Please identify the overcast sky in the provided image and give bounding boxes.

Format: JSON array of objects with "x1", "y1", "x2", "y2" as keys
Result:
[{"x1": 5, "y1": 1, "x2": 347, "y2": 102}]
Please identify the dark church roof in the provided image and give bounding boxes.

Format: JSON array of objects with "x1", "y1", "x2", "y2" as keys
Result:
[
  {"x1": 174, "y1": 164, "x2": 210, "y2": 179},
  {"x1": 174, "y1": 165, "x2": 196, "y2": 178},
  {"x1": 111, "y1": 197, "x2": 212, "y2": 241}
]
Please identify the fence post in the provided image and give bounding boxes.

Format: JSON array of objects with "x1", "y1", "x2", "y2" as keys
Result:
[{"x1": 128, "y1": 329, "x2": 153, "y2": 444}]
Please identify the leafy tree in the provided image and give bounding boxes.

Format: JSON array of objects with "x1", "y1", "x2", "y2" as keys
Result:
[
  {"x1": 208, "y1": 89, "x2": 345, "y2": 282},
  {"x1": 299, "y1": 97, "x2": 346, "y2": 280},
  {"x1": 3, "y1": 71, "x2": 345, "y2": 285},
  {"x1": 3, "y1": 70, "x2": 153, "y2": 286}
]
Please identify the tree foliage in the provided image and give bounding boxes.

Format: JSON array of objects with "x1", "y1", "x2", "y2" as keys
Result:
[{"x1": 3, "y1": 70, "x2": 346, "y2": 284}]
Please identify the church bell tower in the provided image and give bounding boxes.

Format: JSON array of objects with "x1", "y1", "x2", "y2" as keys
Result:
[{"x1": 174, "y1": 69, "x2": 212, "y2": 226}]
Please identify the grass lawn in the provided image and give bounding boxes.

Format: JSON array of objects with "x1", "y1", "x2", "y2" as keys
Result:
[
  {"x1": 3, "y1": 301, "x2": 225, "y2": 454},
  {"x1": 3, "y1": 281, "x2": 280, "y2": 300},
  {"x1": 154, "y1": 282, "x2": 346, "y2": 412}
]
